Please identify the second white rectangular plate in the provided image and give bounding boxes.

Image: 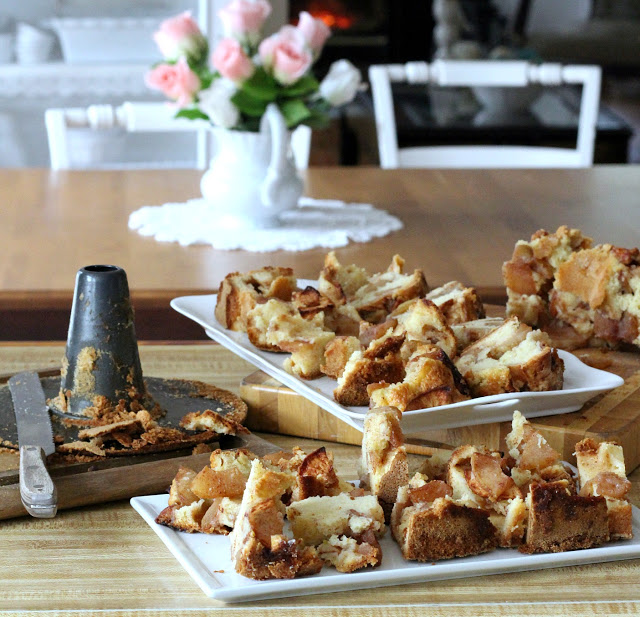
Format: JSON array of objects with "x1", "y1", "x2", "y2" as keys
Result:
[
  {"x1": 171, "y1": 293, "x2": 624, "y2": 434},
  {"x1": 132, "y1": 493, "x2": 640, "y2": 603}
]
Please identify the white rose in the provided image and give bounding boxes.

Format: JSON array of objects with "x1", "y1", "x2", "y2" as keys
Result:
[
  {"x1": 198, "y1": 78, "x2": 240, "y2": 129},
  {"x1": 319, "y1": 59, "x2": 362, "y2": 107}
]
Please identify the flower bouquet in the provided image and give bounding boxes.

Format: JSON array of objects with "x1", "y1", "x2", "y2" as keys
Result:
[{"x1": 145, "y1": 0, "x2": 362, "y2": 131}]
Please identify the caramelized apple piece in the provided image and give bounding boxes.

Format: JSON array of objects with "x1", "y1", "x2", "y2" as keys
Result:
[
  {"x1": 469, "y1": 452, "x2": 515, "y2": 501},
  {"x1": 408, "y1": 480, "x2": 452, "y2": 504},
  {"x1": 580, "y1": 471, "x2": 631, "y2": 500},
  {"x1": 518, "y1": 428, "x2": 560, "y2": 471}
]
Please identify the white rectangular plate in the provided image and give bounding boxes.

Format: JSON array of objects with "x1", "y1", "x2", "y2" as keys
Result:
[
  {"x1": 132, "y1": 493, "x2": 640, "y2": 603},
  {"x1": 171, "y1": 293, "x2": 624, "y2": 434}
]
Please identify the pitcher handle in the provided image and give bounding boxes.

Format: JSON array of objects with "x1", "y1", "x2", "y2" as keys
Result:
[{"x1": 260, "y1": 103, "x2": 289, "y2": 208}]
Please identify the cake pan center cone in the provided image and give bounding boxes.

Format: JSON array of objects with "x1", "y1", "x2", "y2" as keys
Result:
[{"x1": 49, "y1": 265, "x2": 156, "y2": 419}]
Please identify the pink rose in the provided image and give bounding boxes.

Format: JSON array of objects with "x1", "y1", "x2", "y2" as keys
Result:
[
  {"x1": 259, "y1": 26, "x2": 312, "y2": 85},
  {"x1": 153, "y1": 11, "x2": 208, "y2": 63},
  {"x1": 297, "y1": 11, "x2": 330, "y2": 58},
  {"x1": 212, "y1": 38, "x2": 255, "y2": 83},
  {"x1": 145, "y1": 58, "x2": 201, "y2": 107},
  {"x1": 218, "y1": 0, "x2": 271, "y2": 44}
]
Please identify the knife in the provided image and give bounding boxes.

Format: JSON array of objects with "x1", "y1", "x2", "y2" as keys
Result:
[{"x1": 8, "y1": 371, "x2": 58, "y2": 518}]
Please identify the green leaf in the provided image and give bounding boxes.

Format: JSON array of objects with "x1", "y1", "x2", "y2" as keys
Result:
[
  {"x1": 231, "y1": 90, "x2": 268, "y2": 117},
  {"x1": 175, "y1": 108, "x2": 210, "y2": 121},
  {"x1": 280, "y1": 75, "x2": 319, "y2": 98},
  {"x1": 241, "y1": 68, "x2": 278, "y2": 102},
  {"x1": 278, "y1": 99, "x2": 312, "y2": 128},
  {"x1": 301, "y1": 111, "x2": 331, "y2": 129}
]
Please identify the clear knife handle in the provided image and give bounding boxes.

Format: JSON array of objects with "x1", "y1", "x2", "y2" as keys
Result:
[{"x1": 19, "y1": 445, "x2": 57, "y2": 518}]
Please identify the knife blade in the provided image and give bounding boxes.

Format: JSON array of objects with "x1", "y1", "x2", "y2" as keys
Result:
[{"x1": 9, "y1": 371, "x2": 58, "y2": 518}]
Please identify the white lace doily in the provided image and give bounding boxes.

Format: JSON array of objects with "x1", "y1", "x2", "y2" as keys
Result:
[{"x1": 128, "y1": 197, "x2": 403, "y2": 252}]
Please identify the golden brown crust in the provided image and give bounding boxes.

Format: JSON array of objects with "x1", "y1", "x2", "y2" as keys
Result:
[
  {"x1": 520, "y1": 481, "x2": 609, "y2": 554},
  {"x1": 333, "y1": 352, "x2": 405, "y2": 406},
  {"x1": 392, "y1": 498, "x2": 498, "y2": 561},
  {"x1": 368, "y1": 346, "x2": 469, "y2": 412},
  {"x1": 360, "y1": 407, "x2": 409, "y2": 516}
]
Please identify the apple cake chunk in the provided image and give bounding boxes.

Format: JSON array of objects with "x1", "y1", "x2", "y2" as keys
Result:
[
  {"x1": 215, "y1": 266, "x2": 297, "y2": 331},
  {"x1": 575, "y1": 437, "x2": 633, "y2": 540},
  {"x1": 455, "y1": 317, "x2": 564, "y2": 398},
  {"x1": 230, "y1": 459, "x2": 323, "y2": 580},
  {"x1": 359, "y1": 406, "x2": 409, "y2": 520},
  {"x1": 390, "y1": 472, "x2": 498, "y2": 561}
]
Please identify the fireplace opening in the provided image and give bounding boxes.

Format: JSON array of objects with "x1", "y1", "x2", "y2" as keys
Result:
[{"x1": 290, "y1": 0, "x2": 433, "y2": 69}]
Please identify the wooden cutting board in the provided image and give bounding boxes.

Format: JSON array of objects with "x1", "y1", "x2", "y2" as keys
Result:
[
  {"x1": 0, "y1": 345, "x2": 279, "y2": 521},
  {"x1": 240, "y1": 347, "x2": 640, "y2": 472}
]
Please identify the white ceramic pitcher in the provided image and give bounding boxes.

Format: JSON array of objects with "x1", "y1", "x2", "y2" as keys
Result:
[{"x1": 200, "y1": 103, "x2": 303, "y2": 229}]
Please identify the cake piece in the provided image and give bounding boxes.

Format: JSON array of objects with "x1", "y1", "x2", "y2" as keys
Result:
[
  {"x1": 316, "y1": 532, "x2": 382, "y2": 573},
  {"x1": 503, "y1": 226, "x2": 592, "y2": 328},
  {"x1": 215, "y1": 266, "x2": 297, "y2": 331},
  {"x1": 264, "y1": 446, "x2": 353, "y2": 504},
  {"x1": 392, "y1": 298, "x2": 457, "y2": 360},
  {"x1": 333, "y1": 329, "x2": 405, "y2": 406},
  {"x1": 368, "y1": 346, "x2": 470, "y2": 412},
  {"x1": 391, "y1": 473, "x2": 498, "y2": 561},
  {"x1": 318, "y1": 251, "x2": 370, "y2": 306},
  {"x1": 575, "y1": 437, "x2": 633, "y2": 540},
  {"x1": 505, "y1": 410, "x2": 573, "y2": 491},
  {"x1": 247, "y1": 299, "x2": 336, "y2": 379},
  {"x1": 293, "y1": 286, "x2": 361, "y2": 336},
  {"x1": 286, "y1": 491, "x2": 386, "y2": 571},
  {"x1": 359, "y1": 406, "x2": 409, "y2": 520},
  {"x1": 451, "y1": 317, "x2": 504, "y2": 354},
  {"x1": 446, "y1": 445, "x2": 526, "y2": 548},
  {"x1": 426, "y1": 281, "x2": 486, "y2": 325},
  {"x1": 190, "y1": 449, "x2": 255, "y2": 500},
  {"x1": 156, "y1": 449, "x2": 257, "y2": 535},
  {"x1": 230, "y1": 459, "x2": 323, "y2": 580},
  {"x1": 348, "y1": 255, "x2": 429, "y2": 323},
  {"x1": 290, "y1": 447, "x2": 353, "y2": 502},
  {"x1": 455, "y1": 317, "x2": 564, "y2": 398},
  {"x1": 549, "y1": 244, "x2": 640, "y2": 349},
  {"x1": 520, "y1": 480, "x2": 609, "y2": 554},
  {"x1": 321, "y1": 335, "x2": 362, "y2": 379},
  {"x1": 179, "y1": 409, "x2": 248, "y2": 436},
  {"x1": 155, "y1": 466, "x2": 211, "y2": 533}
]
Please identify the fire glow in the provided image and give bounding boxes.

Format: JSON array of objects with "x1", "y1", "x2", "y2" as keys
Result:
[{"x1": 295, "y1": 1, "x2": 356, "y2": 30}]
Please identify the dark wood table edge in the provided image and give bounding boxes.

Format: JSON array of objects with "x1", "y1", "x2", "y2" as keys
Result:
[{"x1": 0, "y1": 287, "x2": 509, "y2": 341}]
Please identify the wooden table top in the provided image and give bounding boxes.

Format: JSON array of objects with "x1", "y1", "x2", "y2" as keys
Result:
[
  {"x1": 2, "y1": 166, "x2": 640, "y2": 297},
  {"x1": 1, "y1": 342, "x2": 639, "y2": 616}
]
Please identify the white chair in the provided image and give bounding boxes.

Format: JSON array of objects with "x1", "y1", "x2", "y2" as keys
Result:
[
  {"x1": 368, "y1": 60, "x2": 602, "y2": 168},
  {"x1": 45, "y1": 102, "x2": 312, "y2": 170}
]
